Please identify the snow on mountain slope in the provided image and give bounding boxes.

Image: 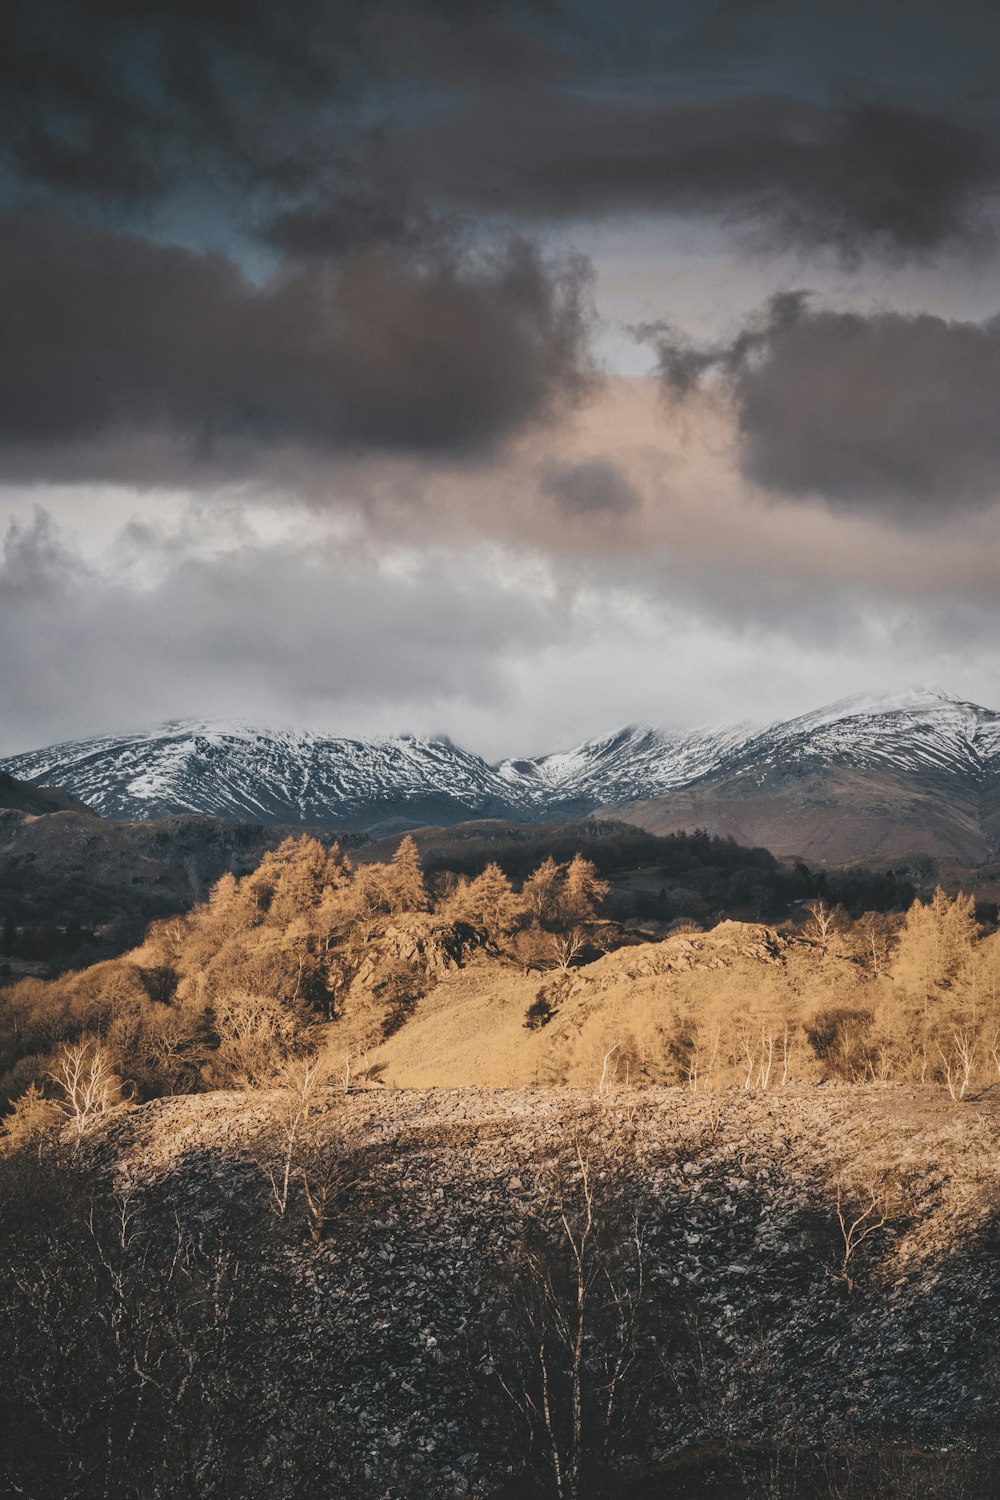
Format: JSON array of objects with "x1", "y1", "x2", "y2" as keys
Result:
[
  {"x1": 717, "y1": 687, "x2": 1000, "y2": 783},
  {"x1": 2, "y1": 718, "x2": 759, "y2": 827},
  {"x1": 496, "y1": 721, "x2": 757, "y2": 804},
  {"x1": 4, "y1": 687, "x2": 1000, "y2": 832},
  {"x1": 2, "y1": 722, "x2": 525, "y2": 829}
]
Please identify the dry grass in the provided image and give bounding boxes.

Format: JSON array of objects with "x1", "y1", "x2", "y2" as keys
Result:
[{"x1": 371, "y1": 929, "x2": 863, "y2": 1090}]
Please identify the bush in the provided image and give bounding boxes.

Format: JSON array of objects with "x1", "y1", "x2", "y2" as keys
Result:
[{"x1": 524, "y1": 994, "x2": 554, "y2": 1031}]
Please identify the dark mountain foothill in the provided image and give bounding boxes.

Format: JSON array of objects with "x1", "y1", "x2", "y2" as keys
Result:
[{"x1": 0, "y1": 769, "x2": 97, "y2": 817}]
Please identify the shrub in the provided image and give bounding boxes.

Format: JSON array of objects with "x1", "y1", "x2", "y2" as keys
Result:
[{"x1": 524, "y1": 994, "x2": 554, "y2": 1031}]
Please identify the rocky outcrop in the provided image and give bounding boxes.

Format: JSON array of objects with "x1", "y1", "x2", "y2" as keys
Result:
[
  {"x1": 349, "y1": 916, "x2": 480, "y2": 990},
  {"x1": 587, "y1": 923, "x2": 790, "y2": 987}
]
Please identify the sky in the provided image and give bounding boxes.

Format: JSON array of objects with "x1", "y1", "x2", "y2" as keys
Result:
[{"x1": 3, "y1": 0, "x2": 1000, "y2": 758}]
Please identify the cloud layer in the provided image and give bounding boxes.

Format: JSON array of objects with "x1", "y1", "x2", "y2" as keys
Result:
[
  {"x1": 3, "y1": 1, "x2": 1000, "y2": 750},
  {"x1": 400, "y1": 83, "x2": 1000, "y2": 263},
  {"x1": 6, "y1": 378, "x2": 1000, "y2": 758},
  {"x1": 644, "y1": 294, "x2": 1000, "y2": 521},
  {"x1": 0, "y1": 214, "x2": 593, "y2": 478}
]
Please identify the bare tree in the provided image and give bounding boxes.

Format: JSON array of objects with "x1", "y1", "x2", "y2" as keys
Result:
[
  {"x1": 256, "y1": 1057, "x2": 359, "y2": 1243},
  {"x1": 0, "y1": 1145, "x2": 371, "y2": 1497},
  {"x1": 989, "y1": 1029, "x2": 1000, "y2": 1083},
  {"x1": 803, "y1": 899, "x2": 844, "y2": 951},
  {"x1": 489, "y1": 1141, "x2": 651, "y2": 1500},
  {"x1": 597, "y1": 1044, "x2": 621, "y2": 1095},
  {"x1": 1, "y1": 1166, "x2": 250, "y2": 1498},
  {"x1": 936, "y1": 1029, "x2": 978, "y2": 1102},
  {"x1": 738, "y1": 1025, "x2": 791, "y2": 1091},
  {"x1": 681, "y1": 1027, "x2": 721, "y2": 1092},
  {"x1": 50, "y1": 1039, "x2": 120, "y2": 1145},
  {"x1": 330, "y1": 1045, "x2": 371, "y2": 1094},
  {"x1": 830, "y1": 1177, "x2": 894, "y2": 1294},
  {"x1": 864, "y1": 1046, "x2": 897, "y2": 1085},
  {"x1": 260, "y1": 1057, "x2": 326, "y2": 1218},
  {"x1": 548, "y1": 927, "x2": 588, "y2": 974}
]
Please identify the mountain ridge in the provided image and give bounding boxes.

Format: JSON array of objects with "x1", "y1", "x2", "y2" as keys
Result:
[{"x1": 5, "y1": 687, "x2": 1000, "y2": 860}]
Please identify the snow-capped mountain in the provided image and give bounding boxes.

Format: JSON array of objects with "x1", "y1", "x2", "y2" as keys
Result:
[
  {"x1": 712, "y1": 687, "x2": 1000, "y2": 783},
  {"x1": 1, "y1": 722, "x2": 530, "y2": 831},
  {"x1": 1, "y1": 717, "x2": 754, "y2": 829},
  {"x1": 4, "y1": 688, "x2": 1000, "y2": 856},
  {"x1": 497, "y1": 721, "x2": 757, "y2": 806},
  {"x1": 610, "y1": 688, "x2": 1000, "y2": 865}
]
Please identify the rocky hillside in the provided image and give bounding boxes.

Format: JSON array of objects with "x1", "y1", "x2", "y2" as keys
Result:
[
  {"x1": 8, "y1": 1084, "x2": 997, "y2": 1498},
  {"x1": 362, "y1": 922, "x2": 822, "y2": 1090},
  {"x1": 609, "y1": 690, "x2": 1000, "y2": 865},
  {"x1": 614, "y1": 762, "x2": 993, "y2": 866}
]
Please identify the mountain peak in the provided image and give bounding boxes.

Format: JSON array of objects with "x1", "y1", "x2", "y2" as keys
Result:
[
  {"x1": 782, "y1": 685, "x2": 965, "y2": 734},
  {"x1": 3, "y1": 690, "x2": 1000, "y2": 843}
]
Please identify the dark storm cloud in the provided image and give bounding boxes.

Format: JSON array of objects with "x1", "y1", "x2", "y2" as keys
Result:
[
  {"x1": 0, "y1": 3, "x2": 599, "y2": 480},
  {"x1": 643, "y1": 292, "x2": 1000, "y2": 520},
  {"x1": 4, "y1": 1, "x2": 999, "y2": 267},
  {"x1": 365, "y1": 2, "x2": 1000, "y2": 261},
  {"x1": 0, "y1": 0, "x2": 541, "y2": 207},
  {"x1": 0, "y1": 213, "x2": 593, "y2": 475},
  {"x1": 540, "y1": 459, "x2": 641, "y2": 518},
  {"x1": 0, "y1": 0, "x2": 361, "y2": 204},
  {"x1": 263, "y1": 167, "x2": 435, "y2": 260},
  {"x1": 400, "y1": 86, "x2": 1000, "y2": 263}
]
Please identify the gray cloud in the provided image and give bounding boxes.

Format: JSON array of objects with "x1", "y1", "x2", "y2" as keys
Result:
[
  {"x1": 0, "y1": 508, "x2": 567, "y2": 754},
  {"x1": 262, "y1": 160, "x2": 438, "y2": 261},
  {"x1": 643, "y1": 292, "x2": 1000, "y2": 520},
  {"x1": 4, "y1": 1, "x2": 999, "y2": 270},
  {"x1": 360, "y1": 2, "x2": 1000, "y2": 264},
  {"x1": 0, "y1": 0, "x2": 538, "y2": 209},
  {"x1": 0, "y1": 213, "x2": 594, "y2": 479},
  {"x1": 540, "y1": 459, "x2": 641, "y2": 518},
  {"x1": 5, "y1": 497, "x2": 1000, "y2": 759},
  {"x1": 0, "y1": 0, "x2": 361, "y2": 205}
]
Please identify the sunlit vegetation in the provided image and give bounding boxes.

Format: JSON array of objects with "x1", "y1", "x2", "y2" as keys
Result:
[
  {"x1": 0, "y1": 835, "x2": 603, "y2": 1116},
  {"x1": 0, "y1": 818, "x2": 921, "y2": 985},
  {"x1": 0, "y1": 832, "x2": 998, "y2": 1134}
]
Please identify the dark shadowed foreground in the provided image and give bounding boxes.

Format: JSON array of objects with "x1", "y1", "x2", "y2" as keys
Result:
[{"x1": 3, "y1": 1085, "x2": 999, "y2": 1499}]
